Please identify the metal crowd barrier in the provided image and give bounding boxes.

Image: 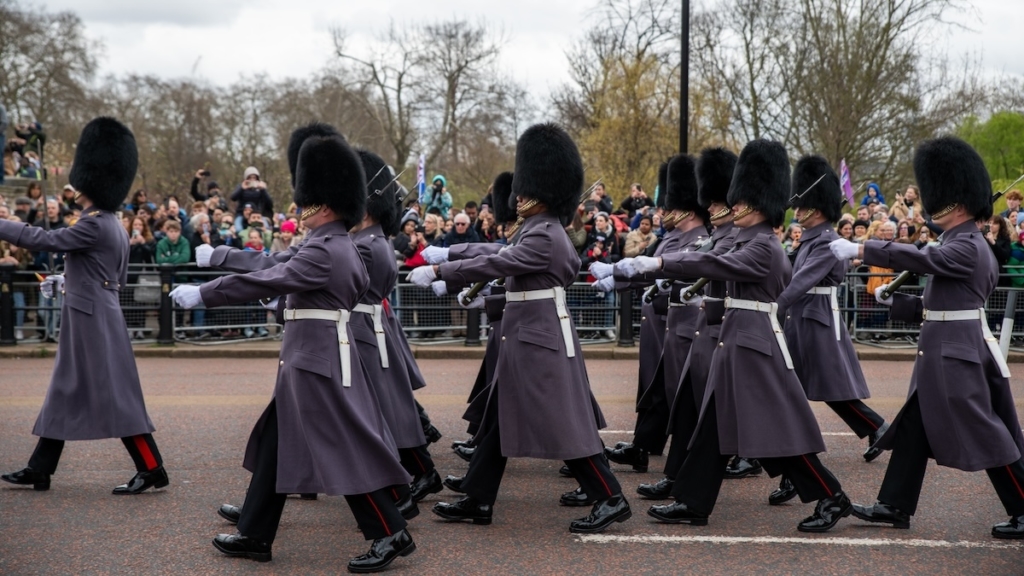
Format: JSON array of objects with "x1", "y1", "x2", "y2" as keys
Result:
[{"x1": 3, "y1": 262, "x2": 1024, "y2": 349}]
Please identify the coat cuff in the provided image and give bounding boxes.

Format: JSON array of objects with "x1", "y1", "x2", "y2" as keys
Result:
[
  {"x1": 210, "y1": 245, "x2": 234, "y2": 268},
  {"x1": 862, "y1": 240, "x2": 893, "y2": 268}
]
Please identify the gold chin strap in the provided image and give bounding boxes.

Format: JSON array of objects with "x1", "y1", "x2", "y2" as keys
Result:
[
  {"x1": 709, "y1": 206, "x2": 732, "y2": 222},
  {"x1": 73, "y1": 191, "x2": 82, "y2": 203},
  {"x1": 516, "y1": 198, "x2": 539, "y2": 217},
  {"x1": 930, "y1": 203, "x2": 958, "y2": 219},
  {"x1": 732, "y1": 205, "x2": 755, "y2": 221},
  {"x1": 797, "y1": 208, "x2": 817, "y2": 224},
  {"x1": 662, "y1": 210, "x2": 689, "y2": 227},
  {"x1": 300, "y1": 204, "x2": 323, "y2": 221}
]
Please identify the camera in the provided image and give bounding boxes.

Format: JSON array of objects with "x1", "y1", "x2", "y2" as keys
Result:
[{"x1": 200, "y1": 170, "x2": 211, "y2": 177}]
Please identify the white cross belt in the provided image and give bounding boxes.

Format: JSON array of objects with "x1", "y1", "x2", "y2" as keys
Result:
[
  {"x1": 353, "y1": 303, "x2": 388, "y2": 368},
  {"x1": 723, "y1": 297, "x2": 794, "y2": 369},
  {"x1": 505, "y1": 286, "x2": 576, "y2": 357},
  {"x1": 806, "y1": 286, "x2": 841, "y2": 340},
  {"x1": 923, "y1": 308, "x2": 1011, "y2": 378}
]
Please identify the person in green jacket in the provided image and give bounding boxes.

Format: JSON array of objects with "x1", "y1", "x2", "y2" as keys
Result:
[{"x1": 156, "y1": 220, "x2": 191, "y2": 264}]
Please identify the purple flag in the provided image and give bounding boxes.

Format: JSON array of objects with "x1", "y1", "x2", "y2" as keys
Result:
[{"x1": 840, "y1": 159, "x2": 855, "y2": 205}]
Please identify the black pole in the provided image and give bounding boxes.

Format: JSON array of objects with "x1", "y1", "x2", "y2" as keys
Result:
[
  {"x1": 617, "y1": 290, "x2": 635, "y2": 347},
  {"x1": 680, "y1": 0, "x2": 690, "y2": 154},
  {"x1": 0, "y1": 264, "x2": 15, "y2": 346},
  {"x1": 157, "y1": 264, "x2": 175, "y2": 345}
]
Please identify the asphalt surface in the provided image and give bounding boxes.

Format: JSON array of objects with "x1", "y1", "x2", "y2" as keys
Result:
[{"x1": 2, "y1": 358, "x2": 1023, "y2": 575}]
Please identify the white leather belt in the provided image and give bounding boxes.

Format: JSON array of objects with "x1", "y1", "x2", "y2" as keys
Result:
[
  {"x1": 505, "y1": 287, "x2": 575, "y2": 357},
  {"x1": 353, "y1": 303, "x2": 388, "y2": 368},
  {"x1": 923, "y1": 308, "x2": 1011, "y2": 378},
  {"x1": 724, "y1": 298, "x2": 794, "y2": 369},
  {"x1": 806, "y1": 286, "x2": 841, "y2": 340},
  {"x1": 284, "y1": 308, "x2": 354, "y2": 387}
]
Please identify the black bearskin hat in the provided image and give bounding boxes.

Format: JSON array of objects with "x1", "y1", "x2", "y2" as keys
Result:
[
  {"x1": 913, "y1": 136, "x2": 992, "y2": 221},
  {"x1": 492, "y1": 172, "x2": 516, "y2": 224},
  {"x1": 293, "y1": 135, "x2": 366, "y2": 229},
  {"x1": 655, "y1": 161, "x2": 669, "y2": 209},
  {"x1": 68, "y1": 117, "x2": 138, "y2": 211},
  {"x1": 511, "y1": 123, "x2": 584, "y2": 222},
  {"x1": 791, "y1": 155, "x2": 843, "y2": 223},
  {"x1": 697, "y1": 147, "x2": 737, "y2": 209},
  {"x1": 665, "y1": 154, "x2": 702, "y2": 214},
  {"x1": 288, "y1": 122, "x2": 340, "y2": 186},
  {"x1": 358, "y1": 149, "x2": 401, "y2": 236},
  {"x1": 727, "y1": 139, "x2": 790, "y2": 227}
]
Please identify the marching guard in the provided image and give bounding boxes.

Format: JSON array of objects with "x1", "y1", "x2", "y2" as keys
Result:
[
  {"x1": 409, "y1": 123, "x2": 631, "y2": 533},
  {"x1": 1, "y1": 117, "x2": 169, "y2": 495},
  {"x1": 633, "y1": 147, "x2": 742, "y2": 500},
  {"x1": 171, "y1": 133, "x2": 417, "y2": 572},
  {"x1": 829, "y1": 136, "x2": 1024, "y2": 539},
  {"x1": 623, "y1": 140, "x2": 852, "y2": 532},
  {"x1": 767, "y1": 155, "x2": 890, "y2": 504}
]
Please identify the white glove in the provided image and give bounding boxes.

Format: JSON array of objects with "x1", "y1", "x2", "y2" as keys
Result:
[
  {"x1": 431, "y1": 280, "x2": 448, "y2": 297},
  {"x1": 39, "y1": 274, "x2": 65, "y2": 299},
  {"x1": 614, "y1": 258, "x2": 637, "y2": 278},
  {"x1": 422, "y1": 246, "x2": 450, "y2": 265},
  {"x1": 456, "y1": 289, "x2": 485, "y2": 309},
  {"x1": 169, "y1": 285, "x2": 204, "y2": 309},
  {"x1": 407, "y1": 265, "x2": 437, "y2": 287},
  {"x1": 261, "y1": 297, "x2": 280, "y2": 310},
  {"x1": 589, "y1": 261, "x2": 614, "y2": 280},
  {"x1": 656, "y1": 279, "x2": 672, "y2": 293},
  {"x1": 874, "y1": 285, "x2": 894, "y2": 306},
  {"x1": 829, "y1": 238, "x2": 861, "y2": 260},
  {"x1": 591, "y1": 276, "x2": 616, "y2": 293},
  {"x1": 633, "y1": 256, "x2": 662, "y2": 274},
  {"x1": 195, "y1": 244, "x2": 215, "y2": 267}
]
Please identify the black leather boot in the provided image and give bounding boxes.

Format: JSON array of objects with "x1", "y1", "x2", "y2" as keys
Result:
[
  {"x1": 212, "y1": 533, "x2": 272, "y2": 562},
  {"x1": 442, "y1": 475, "x2": 465, "y2": 493},
  {"x1": 604, "y1": 445, "x2": 649, "y2": 472},
  {"x1": 797, "y1": 492, "x2": 852, "y2": 533},
  {"x1": 432, "y1": 497, "x2": 493, "y2": 525},
  {"x1": 423, "y1": 424, "x2": 443, "y2": 445},
  {"x1": 724, "y1": 457, "x2": 762, "y2": 479},
  {"x1": 1, "y1": 467, "x2": 51, "y2": 491},
  {"x1": 569, "y1": 494, "x2": 631, "y2": 533},
  {"x1": 851, "y1": 501, "x2": 911, "y2": 529},
  {"x1": 112, "y1": 466, "x2": 169, "y2": 495},
  {"x1": 395, "y1": 491, "x2": 420, "y2": 520},
  {"x1": 559, "y1": 486, "x2": 595, "y2": 507},
  {"x1": 637, "y1": 477, "x2": 674, "y2": 500},
  {"x1": 410, "y1": 469, "x2": 443, "y2": 502},
  {"x1": 647, "y1": 501, "x2": 709, "y2": 525},
  {"x1": 992, "y1": 515, "x2": 1024, "y2": 539},
  {"x1": 348, "y1": 529, "x2": 416, "y2": 573},
  {"x1": 863, "y1": 422, "x2": 890, "y2": 462},
  {"x1": 453, "y1": 445, "x2": 475, "y2": 463},
  {"x1": 768, "y1": 476, "x2": 797, "y2": 506},
  {"x1": 559, "y1": 465, "x2": 574, "y2": 478},
  {"x1": 218, "y1": 504, "x2": 241, "y2": 524}
]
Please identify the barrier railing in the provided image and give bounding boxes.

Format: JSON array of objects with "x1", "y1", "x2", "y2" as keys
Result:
[{"x1": 3, "y1": 262, "x2": 1024, "y2": 350}]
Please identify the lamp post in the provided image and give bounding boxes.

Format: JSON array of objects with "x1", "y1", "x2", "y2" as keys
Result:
[{"x1": 679, "y1": 0, "x2": 690, "y2": 154}]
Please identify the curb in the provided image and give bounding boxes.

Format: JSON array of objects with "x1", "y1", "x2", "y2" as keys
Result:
[{"x1": 2, "y1": 343, "x2": 1022, "y2": 363}]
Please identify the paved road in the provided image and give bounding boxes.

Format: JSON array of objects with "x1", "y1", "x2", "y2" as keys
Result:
[{"x1": 2, "y1": 358, "x2": 1023, "y2": 575}]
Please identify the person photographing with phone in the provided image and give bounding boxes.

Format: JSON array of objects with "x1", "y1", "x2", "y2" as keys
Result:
[{"x1": 230, "y1": 167, "x2": 273, "y2": 231}]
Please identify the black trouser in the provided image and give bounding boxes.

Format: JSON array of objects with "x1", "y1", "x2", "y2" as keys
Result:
[
  {"x1": 824, "y1": 399, "x2": 886, "y2": 438},
  {"x1": 415, "y1": 400, "x2": 432, "y2": 430},
  {"x1": 399, "y1": 445, "x2": 435, "y2": 477},
  {"x1": 877, "y1": 394, "x2": 1024, "y2": 517},
  {"x1": 632, "y1": 361, "x2": 669, "y2": 455},
  {"x1": 671, "y1": 395, "x2": 842, "y2": 515},
  {"x1": 236, "y1": 403, "x2": 406, "y2": 543},
  {"x1": 462, "y1": 383, "x2": 621, "y2": 506},
  {"x1": 663, "y1": 374, "x2": 699, "y2": 476},
  {"x1": 28, "y1": 433, "x2": 163, "y2": 475}
]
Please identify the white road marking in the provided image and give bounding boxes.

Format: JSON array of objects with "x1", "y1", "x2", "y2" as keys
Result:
[
  {"x1": 575, "y1": 534, "x2": 1024, "y2": 550},
  {"x1": 599, "y1": 431, "x2": 858, "y2": 437}
]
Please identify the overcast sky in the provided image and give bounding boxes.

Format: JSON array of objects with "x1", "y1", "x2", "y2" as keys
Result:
[{"x1": 33, "y1": 0, "x2": 1024, "y2": 105}]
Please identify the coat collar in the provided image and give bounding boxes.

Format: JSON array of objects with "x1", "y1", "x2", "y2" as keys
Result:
[
  {"x1": 799, "y1": 221, "x2": 833, "y2": 243},
  {"x1": 942, "y1": 219, "x2": 983, "y2": 240},
  {"x1": 734, "y1": 221, "x2": 775, "y2": 243},
  {"x1": 306, "y1": 219, "x2": 349, "y2": 239}
]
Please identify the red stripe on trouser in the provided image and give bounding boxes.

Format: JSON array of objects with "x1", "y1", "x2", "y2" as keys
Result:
[
  {"x1": 366, "y1": 494, "x2": 392, "y2": 536},
  {"x1": 382, "y1": 299, "x2": 391, "y2": 316},
  {"x1": 587, "y1": 458, "x2": 613, "y2": 498},
  {"x1": 132, "y1": 435, "x2": 158, "y2": 471},
  {"x1": 1006, "y1": 466, "x2": 1024, "y2": 500},
  {"x1": 847, "y1": 403, "x2": 879, "y2": 430},
  {"x1": 392, "y1": 488, "x2": 399, "y2": 501},
  {"x1": 801, "y1": 454, "x2": 834, "y2": 496}
]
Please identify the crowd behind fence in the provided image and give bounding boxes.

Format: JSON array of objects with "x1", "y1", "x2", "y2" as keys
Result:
[{"x1": 3, "y1": 263, "x2": 1024, "y2": 350}]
